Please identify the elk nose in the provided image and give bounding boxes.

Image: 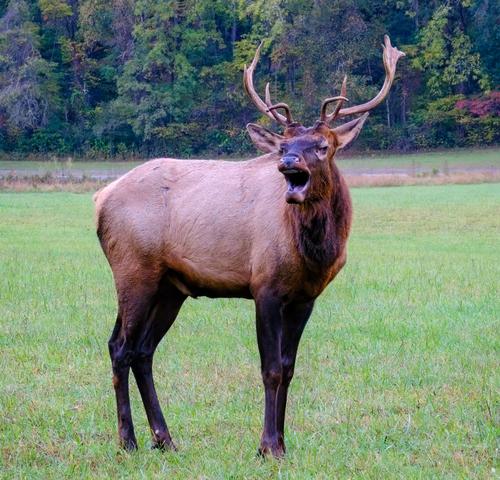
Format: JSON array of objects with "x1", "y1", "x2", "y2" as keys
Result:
[{"x1": 281, "y1": 155, "x2": 300, "y2": 169}]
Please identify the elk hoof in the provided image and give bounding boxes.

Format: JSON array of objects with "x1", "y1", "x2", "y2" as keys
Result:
[
  {"x1": 120, "y1": 437, "x2": 138, "y2": 452},
  {"x1": 257, "y1": 440, "x2": 285, "y2": 459},
  {"x1": 152, "y1": 437, "x2": 177, "y2": 452}
]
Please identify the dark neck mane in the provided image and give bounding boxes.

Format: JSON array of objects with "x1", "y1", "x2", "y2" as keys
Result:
[{"x1": 287, "y1": 163, "x2": 352, "y2": 269}]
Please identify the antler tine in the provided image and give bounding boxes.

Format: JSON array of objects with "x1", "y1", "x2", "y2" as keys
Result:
[
  {"x1": 325, "y1": 75, "x2": 348, "y2": 123},
  {"x1": 320, "y1": 74, "x2": 349, "y2": 124},
  {"x1": 243, "y1": 42, "x2": 289, "y2": 126},
  {"x1": 320, "y1": 96, "x2": 349, "y2": 123},
  {"x1": 336, "y1": 35, "x2": 405, "y2": 118},
  {"x1": 265, "y1": 82, "x2": 284, "y2": 123},
  {"x1": 265, "y1": 82, "x2": 294, "y2": 124},
  {"x1": 267, "y1": 103, "x2": 294, "y2": 124}
]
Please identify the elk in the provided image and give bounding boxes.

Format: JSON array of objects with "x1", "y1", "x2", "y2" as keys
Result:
[{"x1": 95, "y1": 35, "x2": 404, "y2": 457}]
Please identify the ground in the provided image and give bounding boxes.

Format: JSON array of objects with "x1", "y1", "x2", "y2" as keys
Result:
[{"x1": 0, "y1": 183, "x2": 498, "y2": 479}]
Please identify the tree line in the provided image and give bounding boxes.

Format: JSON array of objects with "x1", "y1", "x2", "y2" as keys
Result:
[{"x1": 0, "y1": 0, "x2": 498, "y2": 158}]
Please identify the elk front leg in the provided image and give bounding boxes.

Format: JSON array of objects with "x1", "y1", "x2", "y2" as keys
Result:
[
  {"x1": 276, "y1": 301, "x2": 314, "y2": 448},
  {"x1": 255, "y1": 293, "x2": 284, "y2": 458}
]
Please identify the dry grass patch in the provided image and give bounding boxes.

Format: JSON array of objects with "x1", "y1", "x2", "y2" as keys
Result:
[
  {"x1": 2, "y1": 171, "x2": 500, "y2": 192},
  {"x1": 345, "y1": 171, "x2": 500, "y2": 187},
  {"x1": 0, "y1": 174, "x2": 106, "y2": 192}
]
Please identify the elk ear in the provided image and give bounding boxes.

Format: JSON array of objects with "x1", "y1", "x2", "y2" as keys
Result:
[
  {"x1": 332, "y1": 113, "x2": 369, "y2": 150},
  {"x1": 246, "y1": 123, "x2": 284, "y2": 153}
]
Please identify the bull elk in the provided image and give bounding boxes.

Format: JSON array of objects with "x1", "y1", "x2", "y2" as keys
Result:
[{"x1": 94, "y1": 35, "x2": 404, "y2": 457}]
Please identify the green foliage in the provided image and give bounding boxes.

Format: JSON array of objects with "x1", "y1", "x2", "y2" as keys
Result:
[
  {"x1": 38, "y1": 0, "x2": 72, "y2": 20},
  {"x1": 0, "y1": 0, "x2": 497, "y2": 156},
  {"x1": 407, "y1": 96, "x2": 500, "y2": 149},
  {"x1": 0, "y1": 0, "x2": 60, "y2": 137},
  {"x1": 413, "y1": 4, "x2": 490, "y2": 96}
]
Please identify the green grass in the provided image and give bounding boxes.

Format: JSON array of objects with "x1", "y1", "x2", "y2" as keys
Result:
[
  {"x1": 338, "y1": 147, "x2": 500, "y2": 172},
  {"x1": 0, "y1": 147, "x2": 498, "y2": 178},
  {"x1": 0, "y1": 184, "x2": 499, "y2": 479}
]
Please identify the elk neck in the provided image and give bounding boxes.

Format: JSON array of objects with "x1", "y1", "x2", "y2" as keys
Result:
[{"x1": 284, "y1": 161, "x2": 352, "y2": 270}]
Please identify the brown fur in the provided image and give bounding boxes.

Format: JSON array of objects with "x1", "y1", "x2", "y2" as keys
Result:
[{"x1": 95, "y1": 150, "x2": 351, "y2": 301}]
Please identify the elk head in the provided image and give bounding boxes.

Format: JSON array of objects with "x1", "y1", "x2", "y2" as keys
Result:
[{"x1": 244, "y1": 36, "x2": 405, "y2": 204}]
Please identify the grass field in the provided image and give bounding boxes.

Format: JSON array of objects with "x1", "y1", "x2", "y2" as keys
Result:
[{"x1": 0, "y1": 184, "x2": 499, "y2": 478}]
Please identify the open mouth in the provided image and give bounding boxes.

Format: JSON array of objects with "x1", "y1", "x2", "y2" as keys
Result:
[{"x1": 281, "y1": 168, "x2": 310, "y2": 203}]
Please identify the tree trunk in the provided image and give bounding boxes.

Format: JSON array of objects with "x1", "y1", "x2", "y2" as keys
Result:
[
  {"x1": 385, "y1": 96, "x2": 391, "y2": 128},
  {"x1": 401, "y1": 86, "x2": 407, "y2": 125},
  {"x1": 231, "y1": 2, "x2": 237, "y2": 46}
]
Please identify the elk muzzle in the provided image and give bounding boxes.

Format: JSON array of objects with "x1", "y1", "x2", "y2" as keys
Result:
[{"x1": 278, "y1": 156, "x2": 310, "y2": 204}]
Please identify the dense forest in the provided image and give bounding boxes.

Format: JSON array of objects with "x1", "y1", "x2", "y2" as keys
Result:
[{"x1": 0, "y1": 0, "x2": 498, "y2": 157}]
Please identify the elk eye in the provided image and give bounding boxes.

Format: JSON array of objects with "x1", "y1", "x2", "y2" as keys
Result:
[{"x1": 317, "y1": 146, "x2": 328, "y2": 155}]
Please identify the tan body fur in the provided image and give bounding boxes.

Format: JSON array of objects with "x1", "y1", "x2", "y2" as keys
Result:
[{"x1": 95, "y1": 153, "x2": 351, "y2": 304}]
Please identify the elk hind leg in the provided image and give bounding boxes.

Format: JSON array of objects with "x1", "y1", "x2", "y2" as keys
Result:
[
  {"x1": 108, "y1": 285, "x2": 157, "y2": 450},
  {"x1": 131, "y1": 281, "x2": 186, "y2": 450}
]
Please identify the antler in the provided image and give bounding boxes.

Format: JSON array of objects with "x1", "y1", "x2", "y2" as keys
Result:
[
  {"x1": 321, "y1": 35, "x2": 405, "y2": 124},
  {"x1": 243, "y1": 42, "x2": 293, "y2": 127},
  {"x1": 265, "y1": 83, "x2": 294, "y2": 124},
  {"x1": 320, "y1": 76, "x2": 348, "y2": 123}
]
